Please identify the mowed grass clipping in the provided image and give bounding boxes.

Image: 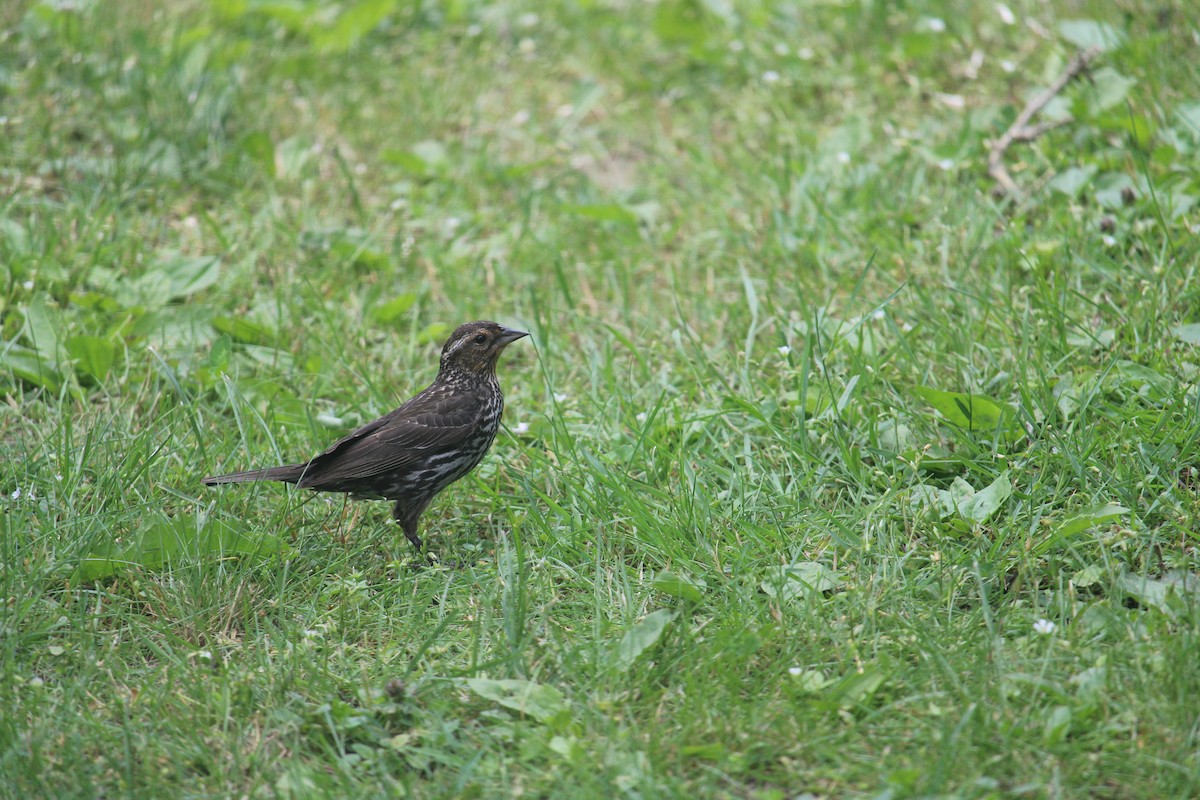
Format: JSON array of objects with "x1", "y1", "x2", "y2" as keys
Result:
[{"x1": 3, "y1": 0, "x2": 1200, "y2": 797}]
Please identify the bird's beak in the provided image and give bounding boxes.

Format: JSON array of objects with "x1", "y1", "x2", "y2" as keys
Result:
[{"x1": 497, "y1": 327, "x2": 530, "y2": 346}]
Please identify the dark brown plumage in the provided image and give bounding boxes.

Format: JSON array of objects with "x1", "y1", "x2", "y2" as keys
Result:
[{"x1": 203, "y1": 321, "x2": 529, "y2": 550}]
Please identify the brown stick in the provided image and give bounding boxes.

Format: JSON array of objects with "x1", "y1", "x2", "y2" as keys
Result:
[{"x1": 987, "y1": 47, "x2": 1102, "y2": 198}]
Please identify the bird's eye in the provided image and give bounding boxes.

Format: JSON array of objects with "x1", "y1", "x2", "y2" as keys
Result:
[{"x1": 473, "y1": 333, "x2": 488, "y2": 344}]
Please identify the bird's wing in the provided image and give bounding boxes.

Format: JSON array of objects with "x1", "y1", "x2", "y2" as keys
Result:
[{"x1": 294, "y1": 387, "x2": 486, "y2": 487}]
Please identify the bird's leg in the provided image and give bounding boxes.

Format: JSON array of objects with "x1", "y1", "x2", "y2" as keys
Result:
[{"x1": 393, "y1": 501, "x2": 423, "y2": 551}]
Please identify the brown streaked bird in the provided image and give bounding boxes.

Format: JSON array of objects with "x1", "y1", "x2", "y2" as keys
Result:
[{"x1": 203, "y1": 321, "x2": 529, "y2": 550}]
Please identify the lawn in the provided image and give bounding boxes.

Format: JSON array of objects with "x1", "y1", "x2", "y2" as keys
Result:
[{"x1": 3, "y1": 0, "x2": 1200, "y2": 797}]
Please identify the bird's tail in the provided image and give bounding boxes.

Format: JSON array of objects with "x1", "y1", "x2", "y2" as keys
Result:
[{"x1": 202, "y1": 464, "x2": 306, "y2": 486}]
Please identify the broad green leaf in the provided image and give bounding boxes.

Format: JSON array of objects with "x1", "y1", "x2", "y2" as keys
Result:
[
  {"x1": 209, "y1": 334, "x2": 233, "y2": 370},
  {"x1": 788, "y1": 669, "x2": 831, "y2": 693},
  {"x1": 1112, "y1": 360, "x2": 1171, "y2": 398},
  {"x1": 823, "y1": 665, "x2": 887, "y2": 710},
  {"x1": 615, "y1": 609, "x2": 676, "y2": 671},
  {"x1": 1177, "y1": 102, "x2": 1200, "y2": 137},
  {"x1": 22, "y1": 293, "x2": 60, "y2": 366},
  {"x1": 650, "y1": 571, "x2": 705, "y2": 602},
  {"x1": 410, "y1": 140, "x2": 448, "y2": 168},
  {"x1": 1070, "y1": 665, "x2": 1107, "y2": 696},
  {"x1": 73, "y1": 515, "x2": 284, "y2": 582},
  {"x1": 0, "y1": 216, "x2": 30, "y2": 255},
  {"x1": 417, "y1": 322, "x2": 449, "y2": 344},
  {"x1": 875, "y1": 419, "x2": 913, "y2": 452},
  {"x1": 911, "y1": 473, "x2": 1012, "y2": 526},
  {"x1": 1094, "y1": 172, "x2": 1136, "y2": 209},
  {"x1": 68, "y1": 291, "x2": 122, "y2": 312},
  {"x1": 1048, "y1": 166, "x2": 1096, "y2": 197},
  {"x1": 65, "y1": 335, "x2": 115, "y2": 381},
  {"x1": 371, "y1": 293, "x2": 417, "y2": 325},
  {"x1": 465, "y1": 678, "x2": 568, "y2": 724},
  {"x1": 275, "y1": 135, "x2": 313, "y2": 180},
  {"x1": 239, "y1": 131, "x2": 276, "y2": 177},
  {"x1": 654, "y1": 2, "x2": 710, "y2": 47},
  {"x1": 0, "y1": 343, "x2": 62, "y2": 392},
  {"x1": 312, "y1": 0, "x2": 395, "y2": 53},
  {"x1": 1115, "y1": 570, "x2": 1200, "y2": 618},
  {"x1": 561, "y1": 204, "x2": 639, "y2": 226},
  {"x1": 153, "y1": 253, "x2": 222, "y2": 300},
  {"x1": 1079, "y1": 68, "x2": 1136, "y2": 115},
  {"x1": 241, "y1": 344, "x2": 294, "y2": 371},
  {"x1": 782, "y1": 389, "x2": 832, "y2": 416},
  {"x1": 680, "y1": 742, "x2": 725, "y2": 760},
  {"x1": 954, "y1": 472, "x2": 1012, "y2": 525},
  {"x1": 1171, "y1": 323, "x2": 1200, "y2": 346},
  {"x1": 382, "y1": 149, "x2": 432, "y2": 175},
  {"x1": 1043, "y1": 705, "x2": 1072, "y2": 746},
  {"x1": 329, "y1": 238, "x2": 389, "y2": 270},
  {"x1": 212, "y1": 316, "x2": 275, "y2": 345},
  {"x1": 1054, "y1": 504, "x2": 1129, "y2": 538},
  {"x1": 1054, "y1": 374, "x2": 1084, "y2": 420},
  {"x1": 548, "y1": 735, "x2": 586, "y2": 762},
  {"x1": 1071, "y1": 564, "x2": 1105, "y2": 588},
  {"x1": 911, "y1": 386, "x2": 1019, "y2": 436},
  {"x1": 761, "y1": 561, "x2": 841, "y2": 602},
  {"x1": 909, "y1": 484, "x2": 955, "y2": 519},
  {"x1": 1058, "y1": 19, "x2": 1126, "y2": 51},
  {"x1": 1065, "y1": 328, "x2": 1115, "y2": 351}
]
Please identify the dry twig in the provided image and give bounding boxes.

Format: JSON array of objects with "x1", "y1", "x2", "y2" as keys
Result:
[{"x1": 987, "y1": 47, "x2": 1102, "y2": 198}]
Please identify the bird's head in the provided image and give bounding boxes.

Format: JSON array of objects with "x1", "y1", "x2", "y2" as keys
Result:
[{"x1": 439, "y1": 321, "x2": 529, "y2": 377}]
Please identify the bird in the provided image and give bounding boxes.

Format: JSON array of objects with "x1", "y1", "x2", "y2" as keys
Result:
[{"x1": 203, "y1": 320, "x2": 529, "y2": 551}]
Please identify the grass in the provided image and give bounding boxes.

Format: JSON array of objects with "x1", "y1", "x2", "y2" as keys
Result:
[{"x1": 3, "y1": 0, "x2": 1200, "y2": 796}]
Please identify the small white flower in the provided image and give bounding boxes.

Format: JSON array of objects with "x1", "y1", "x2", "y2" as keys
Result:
[
  {"x1": 55, "y1": 474, "x2": 63, "y2": 481},
  {"x1": 937, "y1": 158, "x2": 955, "y2": 171},
  {"x1": 995, "y1": 3, "x2": 1016, "y2": 25},
  {"x1": 444, "y1": 217, "x2": 461, "y2": 233},
  {"x1": 10, "y1": 488, "x2": 19, "y2": 500},
  {"x1": 1102, "y1": 235, "x2": 1117, "y2": 247},
  {"x1": 353, "y1": 162, "x2": 367, "y2": 175},
  {"x1": 787, "y1": 666, "x2": 803, "y2": 676},
  {"x1": 836, "y1": 151, "x2": 851, "y2": 164},
  {"x1": 512, "y1": 421, "x2": 531, "y2": 434},
  {"x1": 22, "y1": 281, "x2": 34, "y2": 290},
  {"x1": 1033, "y1": 618, "x2": 1056, "y2": 635},
  {"x1": 728, "y1": 39, "x2": 744, "y2": 53},
  {"x1": 466, "y1": 24, "x2": 482, "y2": 37},
  {"x1": 196, "y1": 650, "x2": 213, "y2": 660},
  {"x1": 901, "y1": 322, "x2": 913, "y2": 332},
  {"x1": 777, "y1": 345, "x2": 791, "y2": 355},
  {"x1": 870, "y1": 309, "x2": 886, "y2": 321},
  {"x1": 635, "y1": 412, "x2": 648, "y2": 423},
  {"x1": 29, "y1": 676, "x2": 44, "y2": 688},
  {"x1": 553, "y1": 392, "x2": 569, "y2": 403},
  {"x1": 926, "y1": 17, "x2": 946, "y2": 32},
  {"x1": 796, "y1": 46, "x2": 814, "y2": 60},
  {"x1": 511, "y1": 109, "x2": 530, "y2": 126},
  {"x1": 762, "y1": 70, "x2": 781, "y2": 84},
  {"x1": 517, "y1": 13, "x2": 538, "y2": 28},
  {"x1": 1000, "y1": 59, "x2": 1016, "y2": 73},
  {"x1": 773, "y1": 43, "x2": 789, "y2": 56},
  {"x1": 555, "y1": 104, "x2": 575, "y2": 119},
  {"x1": 518, "y1": 37, "x2": 535, "y2": 54}
]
